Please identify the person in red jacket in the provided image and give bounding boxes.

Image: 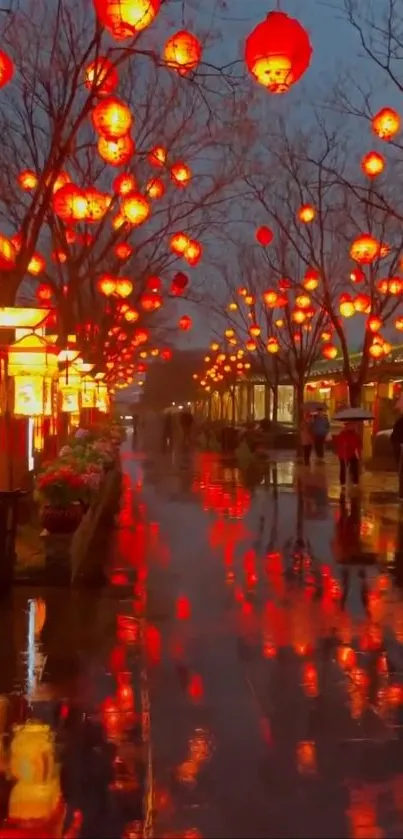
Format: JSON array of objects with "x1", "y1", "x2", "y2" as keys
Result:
[{"x1": 334, "y1": 422, "x2": 362, "y2": 489}]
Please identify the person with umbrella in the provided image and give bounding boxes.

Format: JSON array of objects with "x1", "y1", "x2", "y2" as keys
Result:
[{"x1": 333, "y1": 422, "x2": 362, "y2": 490}]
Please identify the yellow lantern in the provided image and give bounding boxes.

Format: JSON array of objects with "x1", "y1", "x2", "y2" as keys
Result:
[
  {"x1": 58, "y1": 366, "x2": 82, "y2": 413},
  {"x1": 96, "y1": 382, "x2": 110, "y2": 413},
  {"x1": 9, "y1": 722, "x2": 61, "y2": 821},
  {"x1": 81, "y1": 375, "x2": 97, "y2": 408},
  {"x1": 8, "y1": 334, "x2": 58, "y2": 417}
]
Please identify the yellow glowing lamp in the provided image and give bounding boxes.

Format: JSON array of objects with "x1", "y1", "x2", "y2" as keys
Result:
[
  {"x1": 96, "y1": 382, "x2": 109, "y2": 412},
  {"x1": 9, "y1": 721, "x2": 61, "y2": 821},
  {"x1": 0, "y1": 307, "x2": 51, "y2": 330},
  {"x1": 81, "y1": 375, "x2": 97, "y2": 408},
  {"x1": 58, "y1": 366, "x2": 82, "y2": 413},
  {"x1": 8, "y1": 334, "x2": 58, "y2": 417}
]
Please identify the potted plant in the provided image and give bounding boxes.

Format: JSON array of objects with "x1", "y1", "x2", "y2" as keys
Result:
[{"x1": 34, "y1": 462, "x2": 88, "y2": 534}]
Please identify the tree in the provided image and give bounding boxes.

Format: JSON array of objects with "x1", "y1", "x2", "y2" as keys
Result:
[
  {"x1": 0, "y1": 0, "x2": 249, "y2": 386},
  {"x1": 242, "y1": 112, "x2": 403, "y2": 406},
  {"x1": 210, "y1": 238, "x2": 331, "y2": 423}
]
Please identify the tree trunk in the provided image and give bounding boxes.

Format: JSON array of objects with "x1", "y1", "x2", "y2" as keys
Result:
[
  {"x1": 271, "y1": 385, "x2": 278, "y2": 423},
  {"x1": 295, "y1": 378, "x2": 305, "y2": 455},
  {"x1": 348, "y1": 380, "x2": 362, "y2": 408}
]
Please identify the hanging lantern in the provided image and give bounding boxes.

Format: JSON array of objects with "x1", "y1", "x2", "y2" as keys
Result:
[
  {"x1": 369, "y1": 341, "x2": 384, "y2": 359},
  {"x1": 295, "y1": 293, "x2": 311, "y2": 309},
  {"x1": 185, "y1": 239, "x2": 202, "y2": 266},
  {"x1": 51, "y1": 248, "x2": 67, "y2": 264},
  {"x1": 27, "y1": 252, "x2": 46, "y2": 276},
  {"x1": 372, "y1": 107, "x2": 400, "y2": 140},
  {"x1": 51, "y1": 170, "x2": 71, "y2": 194},
  {"x1": 245, "y1": 339, "x2": 257, "y2": 352},
  {"x1": 146, "y1": 177, "x2": 165, "y2": 199},
  {"x1": 97, "y1": 134, "x2": 134, "y2": 166},
  {"x1": 8, "y1": 334, "x2": 58, "y2": 417},
  {"x1": 179, "y1": 314, "x2": 192, "y2": 331},
  {"x1": 97, "y1": 274, "x2": 117, "y2": 296},
  {"x1": 114, "y1": 242, "x2": 133, "y2": 260},
  {"x1": 298, "y1": 204, "x2": 315, "y2": 223},
  {"x1": 350, "y1": 267, "x2": 365, "y2": 284},
  {"x1": 394, "y1": 317, "x2": 403, "y2": 331},
  {"x1": 146, "y1": 275, "x2": 161, "y2": 291},
  {"x1": 148, "y1": 144, "x2": 167, "y2": 167},
  {"x1": 121, "y1": 192, "x2": 150, "y2": 225},
  {"x1": 81, "y1": 376, "x2": 97, "y2": 409},
  {"x1": 262, "y1": 290, "x2": 278, "y2": 307},
  {"x1": 255, "y1": 225, "x2": 273, "y2": 246},
  {"x1": 244, "y1": 11, "x2": 312, "y2": 93},
  {"x1": 292, "y1": 309, "x2": 306, "y2": 324},
  {"x1": 59, "y1": 367, "x2": 82, "y2": 413},
  {"x1": 249, "y1": 324, "x2": 261, "y2": 337},
  {"x1": 17, "y1": 170, "x2": 38, "y2": 191},
  {"x1": 93, "y1": 0, "x2": 161, "y2": 39},
  {"x1": 36, "y1": 283, "x2": 53, "y2": 303},
  {"x1": 354, "y1": 293, "x2": 370, "y2": 313},
  {"x1": 0, "y1": 234, "x2": 16, "y2": 270},
  {"x1": 115, "y1": 277, "x2": 133, "y2": 298},
  {"x1": 164, "y1": 30, "x2": 202, "y2": 75},
  {"x1": 170, "y1": 162, "x2": 192, "y2": 187},
  {"x1": 141, "y1": 291, "x2": 162, "y2": 311},
  {"x1": 0, "y1": 50, "x2": 14, "y2": 88},
  {"x1": 53, "y1": 184, "x2": 88, "y2": 222},
  {"x1": 322, "y1": 343, "x2": 337, "y2": 360},
  {"x1": 388, "y1": 277, "x2": 402, "y2": 295},
  {"x1": 266, "y1": 337, "x2": 279, "y2": 354},
  {"x1": 339, "y1": 293, "x2": 355, "y2": 318},
  {"x1": 350, "y1": 234, "x2": 379, "y2": 264},
  {"x1": 171, "y1": 271, "x2": 188, "y2": 295},
  {"x1": 367, "y1": 315, "x2": 382, "y2": 333},
  {"x1": 113, "y1": 172, "x2": 136, "y2": 195},
  {"x1": 92, "y1": 97, "x2": 132, "y2": 139},
  {"x1": 303, "y1": 268, "x2": 319, "y2": 290},
  {"x1": 170, "y1": 231, "x2": 190, "y2": 254},
  {"x1": 361, "y1": 150, "x2": 385, "y2": 178},
  {"x1": 84, "y1": 188, "x2": 111, "y2": 222},
  {"x1": 85, "y1": 57, "x2": 119, "y2": 96}
]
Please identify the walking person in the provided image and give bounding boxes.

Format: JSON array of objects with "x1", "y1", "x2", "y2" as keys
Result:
[
  {"x1": 311, "y1": 408, "x2": 330, "y2": 461},
  {"x1": 334, "y1": 422, "x2": 362, "y2": 491},
  {"x1": 300, "y1": 412, "x2": 314, "y2": 466}
]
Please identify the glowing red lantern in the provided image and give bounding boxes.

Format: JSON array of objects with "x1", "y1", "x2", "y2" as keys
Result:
[
  {"x1": 164, "y1": 30, "x2": 202, "y2": 75},
  {"x1": 369, "y1": 340, "x2": 384, "y2": 359},
  {"x1": 367, "y1": 315, "x2": 382, "y2": 333},
  {"x1": 322, "y1": 343, "x2": 337, "y2": 360},
  {"x1": 148, "y1": 144, "x2": 167, "y2": 167},
  {"x1": 298, "y1": 203, "x2": 315, "y2": 223},
  {"x1": 97, "y1": 273, "x2": 116, "y2": 296},
  {"x1": 170, "y1": 232, "x2": 190, "y2": 255},
  {"x1": 121, "y1": 192, "x2": 150, "y2": 226},
  {"x1": 113, "y1": 173, "x2": 136, "y2": 195},
  {"x1": 361, "y1": 151, "x2": 385, "y2": 178},
  {"x1": 303, "y1": 268, "x2": 319, "y2": 290},
  {"x1": 114, "y1": 242, "x2": 133, "y2": 260},
  {"x1": 350, "y1": 234, "x2": 379, "y2": 264},
  {"x1": 185, "y1": 239, "x2": 202, "y2": 266},
  {"x1": 354, "y1": 293, "x2": 370, "y2": 313},
  {"x1": 36, "y1": 283, "x2": 53, "y2": 302},
  {"x1": 350, "y1": 267, "x2": 365, "y2": 284},
  {"x1": 18, "y1": 170, "x2": 38, "y2": 191},
  {"x1": 146, "y1": 177, "x2": 165, "y2": 199},
  {"x1": 171, "y1": 162, "x2": 192, "y2": 187},
  {"x1": 372, "y1": 107, "x2": 400, "y2": 140},
  {"x1": 179, "y1": 314, "x2": 192, "y2": 331},
  {"x1": 85, "y1": 57, "x2": 118, "y2": 96},
  {"x1": 52, "y1": 248, "x2": 67, "y2": 264},
  {"x1": 160, "y1": 348, "x2": 172, "y2": 361},
  {"x1": 339, "y1": 293, "x2": 355, "y2": 318},
  {"x1": 0, "y1": 50, "x2": 14, "y2": 88},
  {"x1": 244, "y1": 11, "x2": 312, "y2": 93},
  {"x1": 97, "y1": 134, "x2": 134, "y2": 166},
  {"x1": 53, "y1": 184, "x2": 87, "y2": 222},
  {"x1": 256, "y1": 225, "x2": 273, "y2": 246},
  {"x1": 115, "y1": 277, "x2": 133, "y2": 298},
  {"x1": 92, "y1": 97, "x2": 132, "y2": 139},
  {"x1": 388, "y1": 277, "x2": 402, "y2": 295},
  {"x1": 171, "y1": 271, "x2": 188, "y2": 295},
  {"x1": 27, "y1": 252, "x2": 46, "y2": 275},
  {"x1": 146, "y1": 275, "x2": 161, "y2": 291},
  {"x1": 93, "y1": 0, "x2": 161, "y2": 39},
  {"x1": 263, "y1": 290, "x2": 278, "y2": 307},
  {"x1": 266, "y1": 337, "x2": 279, "y2": 354},
  {"x1": 84, "y1": 188, "x2": 111, "y2": 222}
]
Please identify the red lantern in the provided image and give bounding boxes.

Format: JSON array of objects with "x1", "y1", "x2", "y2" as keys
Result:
[
  {"x1": 266, "y1": 337, "x2": 279, "y2": 354},
  {"x1": 84, "y1": 188, "x2": 111, "y2": 222},
  {"x1": 98, "y1": 135, "x2": 135, "y2": 166},
  {"x1": 92, "y1": 97, "x2": 132, "y2": 139},
  {"x1": 36, "y1": 283, "x2": 53, "y2": 302},
  {"x1": 113, "y1": 172, "x2": 136, "y2": 195},
  {"x1": 170, "y1": 232, "x2": 190, "y2": 255},
  {"x1": 18, "y1": 170, "x2": 38, "y2": 191},
  {"x1": 51, "y1": 248, "x2": 67, "y2": 264},
  {"x1": 322, "y1": 343, "x2": 337, "y2": 360},
  {"x1": 114, "y1": 242, "x2": 133, "y2": 260},
  {"x1": 171, "y1": 271, "x2": 188, "y2": 295},
  {"x1": 262, "y1": 290, "x2": 278, "y2": 307},
  {"x1": 0, "y1": 50, "x2": 14, "y2": 88},
  {"x1": 245, "y1": 11, "x2": 312, "y2": 94},
  {"x1": 93, "y1": 0, "x2": 161, "y2": 39},
  {"x1": 27, "y1": 252, "x2": 46, "y2": 276},
  {"x1": 146, "y1": 177, "x2": 165, "y2": 199},
  {"x1": 361, "y1": 151, "x2": 385, "y2": 178},
  {"x1": 164, "y1": 30, "x2": 202, "y2": 75},
  {"x1": 171, "y1": 162, "x2": 192, "y2": 187},
  {"x1": 121, "y1": 192, "x2": 150, "y2": 226},
  {"x1": 185, "y1": 239, "x2": 202, "y2": 266},
  {"x1": 303, "y1": 268, "x2": 319, "y2": 290},
  {"x1": 115, "y1": 277, "x2": 133, "y2": 298},
  {"x1": 53, "y1": 184, "x2": 87, "y2": 222},
  {"x1": 255, "y1": 225, "x2": 273, "y2": 246},
  {"x1": 298, "y1": 203, "x2": 315, "y2": 223},
  {"x1": 148, "y1": 144, "x2": 167, "y2": 167},
  {"x1": 350, "y1": 234, "x2": 379, "y2": 264},
  {"x1": 179, "y1": 314, "x2": 192, "y2": 331},
  {"x1": 354, "y1": 293, "x2": 370, "y2": 313},
  {"x1": 85, "y1": 57, "x2": 118, "y2": 95},
  {"x1": 350, "y1": 267, "x2": 365, "y2": 284},
  {"x1": 160, "y1": 348, "x2": 172, "y2": 361},
  {"x1": 372, "y1": 107, "x2": 400, "y2": 140},
  {"x1": 97, "y1": 274, "x2": 117, "y2": 296},
  {"x1": 146, "y1": 275, "x2": 161, "y2": 291},
  {"x1": 367, "y1": 315, "x2": 382, "y2": 333}
]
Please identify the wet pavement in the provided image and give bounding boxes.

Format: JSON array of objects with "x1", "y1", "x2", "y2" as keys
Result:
[{"x1": 2, "y1": 446, "x2": 403, "y2": 837}]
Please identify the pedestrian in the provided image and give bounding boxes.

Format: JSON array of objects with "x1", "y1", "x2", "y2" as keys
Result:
[
  {"x1": 300, "y1": 413, "x2": 314, "y2": 466},
  {"x1": 311, "y1": 408, "x2": 330, "y2": 461},
  {"x1": 333, "y1": 422, "x2": 362, "y2": 490},
  {"x1": 180, "y1": 410, "x2": 193, "y2": 448},
  {"x1": 390, "y1": 414, "x2": 403, "y2": 466}
]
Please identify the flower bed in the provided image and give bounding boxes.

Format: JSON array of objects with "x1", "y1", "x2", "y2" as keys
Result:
[{"x1": 33, "y1": 422, "x2": 126, "y2": 584}]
